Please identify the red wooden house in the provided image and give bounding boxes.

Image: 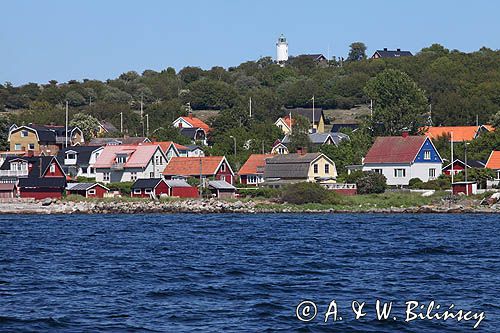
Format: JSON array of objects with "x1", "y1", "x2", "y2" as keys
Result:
[
  {"x1": 163, "y1": 156, "x2": 235, "y2": 184},
  {"x1": 442, "y1": 159, "x2": 485, "y2": 175},
  {"x1": 238, "y1": 154, "x2": 274, "y2": 186},
  {"x1": 66, "y1": 183, "x2": 109, "y2": 198},
  {"x1": 131, "y1": 178, "x2": 198, "y2": 198},
  {"x1": 0, "y1": 156, "x2": 67, "y2": 199}
]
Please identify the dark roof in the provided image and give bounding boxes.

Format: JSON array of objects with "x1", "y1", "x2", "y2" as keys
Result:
[
  {"x1": 0, "y1": 156, "x2": 58, "y2": 177},
  {"x1": 66, "y1": 183, "x2": 108, "y2": 191},
  {"x1": 296, "y1": 54, "x2": 327, "y2": 61},
  {"x1": 284, "y1": 108, "x2": 324, "y2": 123},
  {"x1": 88, "y1": 137, "x2": 149, "y2": 146},
  {"x1": 131, "y1": 178, "x2": 164, "y2": 189},
  {"x1": 331, "y1": 123, "x2": 359, "y2": 133},
  {"x1": 282, "y1": 133, "x2": 349, "y2": 146},
  {"x1": 363, "y1": 136, "x2": 427, "y2": 164},
  {"x1": 180, "y1": 128, "x2": 205, "y2": 139},
  {"x1": 99, "y1": 121, "x2": 118, "y2": 133},
  {"x1": 18, "y1": 177, "x2": 66, "y2": 188},
  {"x1": 56, "y1": 146, "x2": 102, "y2": 167},
  {"x1": 373, "y1": 49, "x2": 413, "y2": 58},
  {"x1": 264, "y1": 153, "x2": 322, "y2": 179},
  {"x1": 443, "y1": 159, "x2": 485, "y2": 170}
]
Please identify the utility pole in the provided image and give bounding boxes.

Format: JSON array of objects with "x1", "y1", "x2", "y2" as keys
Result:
[
  {"x1": 464, "y1": 141, "x2": 468, "y2": 183},
  {"x1": 120, "y1": 112, "x2": 123, "y2": 135},
  {"x1": 476, "y1": 114, "x2": 479, "y2": 126},
  {"x1": 230, "y1": 135, "x2": 236, "y2": 159},
  {"x1": 249, "y1": 97, "x2": 252, "y2": 118},
  {"x1": 199, "y1": 157, "x2": 203, "y2": 198},
  {"x1": 65, "y1": 101, "x2": 69, "y2": 148},
  {"x1": 450, "y1": 132, "x2": 454, "y2": 184},
  {"x1": 370, "y1": 99, "x2": 373, "y2": 119},
  {"x1": 311, "y1": 95, "x2": 315, "y2": 133},
  {"x1": 289, "y1": 111, "x2": 292, "y2": 134},
  {"x1": 146, "y1": 114, "x2": 149, "y2": 137}
]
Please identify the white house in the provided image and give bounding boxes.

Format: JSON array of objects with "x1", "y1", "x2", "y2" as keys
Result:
[
  {"x1": 362, "y1": 134, "x2": 443, "y2": 186},
  {"x1": 93, "y1": 144, "x2": 167, "y2": 183},
  {"x1": 56, "y1": 146, "x2": 104, "y2": 179}
]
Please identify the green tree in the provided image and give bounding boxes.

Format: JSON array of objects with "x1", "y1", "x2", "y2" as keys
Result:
[
  {"x1": 66, "y1": 91, "x2": 86, "y2": 107},
  {"x1": 347, "y1": 42, "x2": 367, "y2": 61},
  {"x1": 287, "y1": 115, "x2": 312, "y2": 153},
  {"x1": 356, "y1": 172, "x2": 387, "y2": 194},
  {"x1": 149, "y1": 124, "x2": 190, "y2": 145},
  {"x1": 70, "y1": 113, "x2": 101, "y2": 141},
  {"x1": 364, "y1": 69, "x2": 428, "y2": 135}
]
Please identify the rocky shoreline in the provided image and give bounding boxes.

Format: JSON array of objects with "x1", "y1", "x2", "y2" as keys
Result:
[{"x1": 0, "y1": 198, "x2": 499, "y2": 214}]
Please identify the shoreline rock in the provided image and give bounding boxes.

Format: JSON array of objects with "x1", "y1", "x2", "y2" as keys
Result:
[{"x1": 0, "y1": 199, "x2": 498, "y2": 215}]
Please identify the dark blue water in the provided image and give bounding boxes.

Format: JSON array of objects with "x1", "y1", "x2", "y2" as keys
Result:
[{"x1": 0, "y1": 214, "x2": 498, "y2": 332}]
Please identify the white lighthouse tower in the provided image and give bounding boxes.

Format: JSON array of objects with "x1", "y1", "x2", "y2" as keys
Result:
[{"x1": 276, "y1": 34, "x2": 288, "y2": 65}]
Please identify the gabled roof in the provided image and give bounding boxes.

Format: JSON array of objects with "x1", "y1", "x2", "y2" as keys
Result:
[
  {"x1": 282, "y1": 133, "x2": 349, "y2": 146},
  {"x1": 18, "y1": 177, "x2": 66, "y2": 188},
  {"x1": 56, "y1": 146, "x2": 103, "y2": 167},
  {"x1": 93, "y1": 145, "x2": 162, "y2": 169},
  {"x1": 165, "y1": 179, "x2": 193, "y2": 188},
  {"x1": 179, "y1": 127, "x2": 206, "y2": 140},
  {"x1": 88, "y1": 137, "x2": 150, "y2": 146},
  {"x1": 372, "y1": 49, "x2": 413, "y2": 58},
  {"x1": 284, "y1": 108, "x2": 324, "y2": 123},
  {"x1": 176, "y1": 116, "x2": 211, "y2": 133},
  {"x1": 141, "y1": 141, "x2": 187, "y2": 154},
  {"x1": 131, "y1": 178, "x2": 165, "y2": 189},
  {"x1": 98, "y1": 121, "x2": 118, "y2": 133},
  {"x1": 66, "y1": 182, "x2": 109, "y2": 191},
  {"x1": 163, "y1": 156, "x2": 232, "y2": 177},
  {"x1": 422, "y1": 125, "x2": 494, "y2": 142},
  {"x1": 442, "y1": 159, "x2": 485, "y2": 170},
  {"x1": 263, "y1": 152, "x2": 325, "y2": 179},
  {"x1": 238, "y1": 154, "x2": 274, "y2": 175},
  {"x1": 485, "y1": 151, "x2": 500, "y2": 169},
  {"x1": 0, "y1": 155, "x2": 63, "y2": 178},
  {"x1": 208, "y1": 180, "x2": 236, "y2": 190},
  {"x1": 331, "y1": 123, "x2": 359, "y2": 133},
  {"x1": 363, "y1": 136, "x2": 428, "y2": 164}
]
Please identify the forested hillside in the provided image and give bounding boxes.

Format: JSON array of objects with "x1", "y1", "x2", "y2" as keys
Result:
[{"x1": 0, "y1": 43, "x2": 499, "y2": 169}]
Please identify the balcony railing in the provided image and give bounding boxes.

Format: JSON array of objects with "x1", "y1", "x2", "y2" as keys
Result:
[{"x1": 0, "y1": 170, "x2": 29, "y2": 177}]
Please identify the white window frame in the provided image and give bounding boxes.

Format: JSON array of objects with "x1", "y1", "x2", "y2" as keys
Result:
[
  {"x1": 21, "y1": 130, "x2": 29, "y2": 137},
  {"x1": 324, "y1": 164, "x2": 330, "y2": 174},
  {"x1": 150, "y1": 172, "x2": 155, "y2": 178},
  {"x1": 103, "y1": 172, "x2": 110, "y2": 181},
  {"x1": 394, "y1": 168, "x2": 406, "y2": 178},
  {"x1": 88, "y1": 189, "x2": 96, "y2": 195},
  {"x1": 429, "y1": 168, "x2": 436, "y2": 178},
  {"x1": 220, "y1": 163, "x2": 226, "y2": 172},
  {"x1": 14, "y1": 144, "x2": 22, "y2": 151},
  {"x1": 49, "y1": 163, "x2": 56, "y2": 173},
  {"x1": 313, "y1": 164, "x2": 318, "y2": 174},
  {"x1": 372, "y1": 169, "x2": 382, "y2": 174},
  {"x1": 28, "y1": 143, "x2": 35, "y2": 150},
  {"x1": 247, "y1": 175, "x2": 257, "y2": 184},
  {"x1": 131, "y1": 172, "x2": 137, "y2": 181},
  {"x1": 144, "y1": 188, "x2": 152, "y2": 194},
  {"x1": 424, "y1": 150, "x2": 431, "y2": 160},
  {"x1": 133, "y1": 189, "x2": 141, "y2": 195}
]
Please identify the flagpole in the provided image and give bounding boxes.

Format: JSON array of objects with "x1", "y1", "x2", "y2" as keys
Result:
[
  {"x1": 65, "y1": 101, "x2": 69, "y2": 148},
  {"x1": 450, "y1": 132, "x2": 454, "y2": 184},
  {"x1": 312, "y1": 95, "x2": 315, "y2": 133}
]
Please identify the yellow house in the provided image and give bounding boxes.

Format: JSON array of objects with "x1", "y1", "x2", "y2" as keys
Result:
[
  {"x1": 262, "y1": 152, "x2": 337, "y2": 186},
  {"x1": 278, "y1": 108, "x2": 326, "y2": 134},
  {"x1": 8, "y1": 125, "x2": 84, "y2": 155}
]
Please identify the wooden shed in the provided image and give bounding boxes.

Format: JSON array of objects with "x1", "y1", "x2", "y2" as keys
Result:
[
  {"x1": 0, "y1": 183, "x2": 17, "y2": 199},
  {"x1": 66, "y1": 183, "x2": 109, "y2": 198},
  {"x1": 208, "y1": 180, "x2": 236, "y2": 199}
]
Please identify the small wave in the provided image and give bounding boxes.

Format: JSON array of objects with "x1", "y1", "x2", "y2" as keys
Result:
[
  {"x1": 0, "y1": 316, "x2": 67, "y2": 328},
  {"x1": 410, "y1": 245, "x2": 462, "y2": 256}
]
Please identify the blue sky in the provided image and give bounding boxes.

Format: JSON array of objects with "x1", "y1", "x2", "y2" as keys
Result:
[{"x1": 1, "y1": 0, "x2": 499, "y2": 85}]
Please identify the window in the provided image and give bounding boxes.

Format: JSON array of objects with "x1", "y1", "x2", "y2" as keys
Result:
[
  {"x1": 429, "y1": 168, "x2": 436, "y2": 178},
  {"x1": 394, "y1": 169, "x2": 406, "y2": 178},
  {"x1": 116, "y1": 156, "x2": 126, "y2": 163},
  {"x1": 424, "y1": 150, "x2": 431, "y2": 160},
  {"x1": 145, "y1": 189, "x2": 152, "y2": 194},
  {"x1": 247, "y1": 175, "x2": 257, "y2": 184},
  {"x1": 28, "y1": 143, "x2": 35, "y2": 150},
  {"x1": 49, "y1": 163, "x2": 56, "y2": 173},
  {"x1": 103, "y1": 172, "x2": 110, "y2": 181},
  {"x1": 133, "y1": 189, "x2": 141, "y2": 194},
  {"x1": 89, "y1": 167, "x2": 95, "y2": 174},
  {"x1": 150, "y1": 172, "x2": 155, "y2": 178},
  {"x1": 325, "y1": 164, "x2": 330, "y2": 174},
  {"x1": 88, "y1": 189, "x2": 96, "y2": 195},
  {"x1": 21, "y1": 130, "x2": 29, "y2": 137},
  {"x1": 313, "y1": 164, "x2": 318, "y2": 174},
  {"x1": 372, "y1": 169, "x2": 383, "y2": 174},
  {"x1": 66, "y1": 153, "x2": 76, "y2": 159},
  {"x1": 14, "y1": 144, "x2": 21, "y2": 151},
  {"x1": 221, "y1": 163, "x2": 226, "y2": 172},
  {"x1": 278, "y1": 148, "x2": 286, "y2": 154},
  {"x1": 131, "y1": 172, "x2": 137, "y2": 181}
]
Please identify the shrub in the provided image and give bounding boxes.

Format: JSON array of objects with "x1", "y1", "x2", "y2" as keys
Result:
[
  {"x1": 356, "y1": 172, "x2": 387, "y2": 194},
  {"x1": 281, "y1": 182, "x2": 328, "y2": 204},
  {"x1": 107, "y1": 181, "x2": 134, "y2": 195},
  {"x1": 344, "y1": 170, "x2": 365, "y2": 183},
  {"x1": 408, "y1": 178, "x2": 423, "y2": 188}
]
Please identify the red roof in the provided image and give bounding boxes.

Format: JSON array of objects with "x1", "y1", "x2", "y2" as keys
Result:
[
  {"x1": 142, "y1": 141, "x2": 188, "y2": 153},
  {"x1": 163, "y1": 156, "x2": 229, "y2": 176},
  {"x1": 364, "y1": 136, "x2": 427, "y2": 164},
  {"x1": 422, "y1": 125, "x2": 494, "y2": 142},
  {"x1": 93, "y1": 145, "x2": 160, "y2": 168},
  {"x1": 179, "y1": 116, "x2": 211, "y2": 133},
  {"x1": 238, "y1": 154, "x2": 274, "y2": 175},
  {"x1": 486, "y1": 151, "x2": 500, "y2": 169}
]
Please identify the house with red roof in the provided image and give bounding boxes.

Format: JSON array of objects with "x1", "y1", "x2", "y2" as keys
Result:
[
  {"x1": 422, "y1": 125, "x2": 494, "y2": 143},
  {"x1": 485, "y1": 151, "x2": 500, "y2": 182},
  {"x1": 172, "y1": 114, "x2": 210, "y2": 145},
  {"x1": 274, "y1": 116, "x2": 293, "y2": 135},
  {"x1": 238, "y1": 154, "x2": 274, "y2": 186},
  {"x1": 362, "y1": 133, "x2": 443, "y2": 186},
  {"x1": 163, "y1": 156, "x2": 234, "y2": 184},
  {"x1": 93, "y1": 144, "x2": 167, "y2": 183}
]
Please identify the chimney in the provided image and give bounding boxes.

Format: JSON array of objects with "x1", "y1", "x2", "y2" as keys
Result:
[
  {"x1": 397, "y1": 48, "x2": 401, "y2": 52},
  {"x1": 188, "y1": 112, "x2": 193, "y2": 119},
  {"x1": 402, "y1": 131, "x2": 409, "y2": 138},
  {"x1": 383, "y1": 48, "x2": 388, "y2": 51},
  {"x1": 296, "y1": 147, "x2": 307, "y2": 155}
]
